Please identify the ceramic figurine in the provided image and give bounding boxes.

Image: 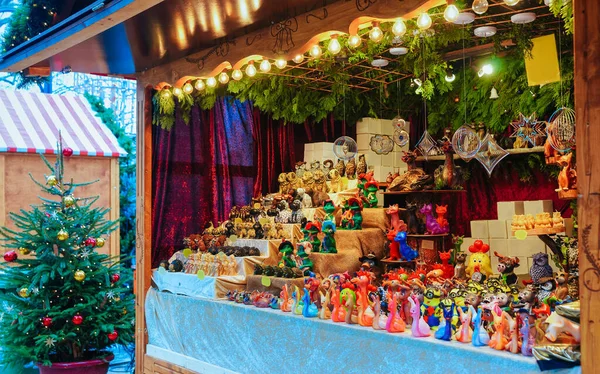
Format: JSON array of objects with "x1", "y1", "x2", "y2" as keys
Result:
[
  {"x1": 296, "y1": 241, "x2": 314, "y2": 275},
  {"x1": 323, "y1": 199, "x2": 336, "y2": 222},
  {"x1": 545, "y1": 311, "x2": 581, "y2": 343},
  {"x1": 357, "y1": 154, "x2": 367, "y2": 176},
  {"x1": 313, "y1": 170, "x2": 329, "y2": 193},
  {"x1": 278, "y1": 172, "x2": 289, "y2": 194},
  {"x1": 352, "y1": 270, "x2": 376, "y2": 327},
  {"x1": 345, "y1": 157, "x2": 357, "y2": 179},
  {"x1": 289, "y1": 200, "x2": 304, "y2": 224},
  {"x1": 386, "y1": 172, "x2": 394, "y2": 184},
  {"x1": 385, "y1": 292, "x2": 406, "y2": 333},
  {"x1": 556, "y1": 152, "x2": 577, "y2": 192},
  {"x1": 321, "y1": 220, "x2": 337, "y2": 254},
  {"x1": 322, "y1": 159, "x2": 334, "y2": 178},
  {"x1": 503, "y1": 313, "x2": 520, "y2": 354},
  {"x1": 330, "y1": 288, "x2": 345, "y2": 323},
  {"x1": 386, "y1": 229, "x2": 400, "y2": 260},
  {"x1": 347, "y1": 197, "x2": 363, "y2": 230},
  {"x1": 329, "y1": 169, "x2": 343, "y2": 193},
  {"x1": 371, "y1": 293, "x2": 386, "y2": 330},
  {"x1": 471, "y1": 306, "x2": 490, "y2": 347},
  {"x1": 252, "y1": 221, "x2": 264, "y2": 239},
  {"x1": 302, "y1": 171, "x2": 315, "y2": 191},
  {"x1": 276, "y1": 201, "x2": 292, "y2": 223},
  {"x1": 364, "y1": 181, "x2": 379, "y2": 208},
  {"x1": 341, "y1": 288, "x2": 358, "y2": 324},
  {"x1": 488, "y1": 310, "x2": 509, "y2": 351},
  {"x1": 555, "y1": 271, "x2": 569, "y2": 300},
  {"x1": 296, "y1": 188, "x2": 312, "y2": 208},
  {"x1": 278, "y1": 240, "x2": 296, "y2": 268},
  {"x1": 465, "y1": 240, "x2": 493, "y2": 279},
  {"x1": 435, "y1": 301, "x2": 454, "y2": 341},
  {"x1": 493, "y1": 251, "x2": 520, "y2": 285},
  {"x1": 394, "y1": 231, "x2": 418, "y2": 261},
  {"x1": 385, "y1": 204, "x2": 407, "y2": 232},
  {"x1": 420, "y1": 204, "x2": 449, "y2": 235},
  {"x1": 310, "y1": 160, "x2": 321, "y2": 173},
  {"x1": 408, "y1": 294, "x2": 431, "y2": 337},
  {"x1": 405, "y1": 203, "x2": 420, "y2": 234},
  {"x1": 279, "y1": 285, "x2": 293, "y2": 312},
  {"x1": 530, "y1": 252, "x2": 553, "y2": 284},
  {"x1": 435, "y1": 204, "x2": 449, "y2": 228},
  {"x1": 335, "y1": 159, "x2": 346, "y2": 178},
  {"x1": 356, "y1": 173, "x2": 369, "y2": 197},
  {"x1": 438, "y1": 250, "x2": 454, "y2": 279},
  {"x1": 302, "y1": 288, "x2": 319, "y2": 318},
  {"x1": 421, "y1": 286, "x2": 442, "y2": 329},
  {"x1": 455, "y1": 304, "x2": 473, "y2": 343},
  {"x1": 520, "y1": 316, "x2": 534, "y2": 356},
  {"x1": 552, "y1": 211, "x2": 564, "y2": 229},
  {"x1": 319, "y1": 280, "x2": 333, "y2": 320},
  {"x1": 305, "y1": 221, "x2": 322, "y2": 253},
  {"x1": 275, "y1": 223, "x2": 286, "y2": 239},
  {"x1": 295, "y1": 161, "x2": 306, "y2": 178},
  {"x1": 517, "y1": 286, "x2": 536, "y2": 313},
  {"x1": 291, "y1": 286, "x2": 304, "y2": 315},
  {"x1": 452, "y1": 252, "x2": 467, "y2": 281}
]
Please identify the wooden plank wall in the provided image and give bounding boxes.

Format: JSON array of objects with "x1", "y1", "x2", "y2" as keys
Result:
[
  {"x1": 574, "y1": 0, "x2": 600, "y2": 372},
  {"x1": 144, "y1": 355, "x2": 199, "y2": 374}
]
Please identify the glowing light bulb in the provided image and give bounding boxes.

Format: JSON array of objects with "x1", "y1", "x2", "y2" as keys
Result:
[
  {"x1": 445, "y1": 73, "x2": 456, "y2": 82},
  {"x1": 206, "y1": 77, "x2": 217, "y2": 87},
  {"x1": 444, "y1": 4, "x2": 460, "y2": 22},
  {"x1": 392, "y1": 19, "x2": 407, "y2": 37},
  {"x1": 183, "y1": 82, "x2": 193, "y2": 94},
  {"x1": 293, "y1": 54, "x2": 304, "y2": 64},
  {"x1": 417, "y1": 13, "x2": 433, "y2": 30},
  {"x1": 195, "y1": 80, "x2": 205, "y2": 91},
  {"x1": 161, "y1": 89, "x2": 171, "y2": 99},
  {"x1": 275, "y1": 59, "x2": 287, "y2": 69},
  {"x1": 218, "y1": 72, "x2": 229, "y2": 84},
  {"x1": 503, "y1": 0, "x2": 519, "y2": 5},
  {"x1": 369, "y1": 22, "x2": 384, "y2": 43},
  {"x1": 309, "y1": 45, "x2": 322, "y2": 58},
  {"x1": 232, "y1": 69, "x2": 243, "y2": 81},
  {"x1": 173, "y1": 87, "x2": 182, "y2": 96},
  {"x1": 328, "y1": 36, "x2": 341, "y2": 55},
  {"x1": 482, "y1": 63, "x2": 493, "y2": 75},
  {"x1": 245, "y1": 62, "x2": 257, "y2": 77},
  {"x1": 348, "y1": 34, "x2": 361, "y2": 48},
  {"x1": 472, "y1": 0, "x2": 489, "y2": 14},
  {"x1": 259, "y1": 59, "x2": 271, "y2": 73}
]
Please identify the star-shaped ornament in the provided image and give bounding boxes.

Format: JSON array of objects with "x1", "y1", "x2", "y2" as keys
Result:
[
  {"x1": 510, "y1": 113, "x2": 541, "y2": 146},
  {"x1": 106, "y1": 290, "x2": 116, "y2": 300},
  {"x1": 80, "y1": 249, "x2": 92, "y2": 260},
  {"x1": 415, "y1": 130, "x2": 436, "y2": 161},
  {"x1": 476, "y1": 134, "x2": 509, "y2": 176},
  {"x1": 5, "y1": 304, "x2": 14, "y2": 313},
  {"x1": 32, "y1": 287, "x2": 40, "y2": 295},
  {"x1": 45, "y1": 337, "x2": 56, "y2": 347}
]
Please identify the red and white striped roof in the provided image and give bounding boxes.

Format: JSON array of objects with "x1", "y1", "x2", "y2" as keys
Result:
[{"x1": 0, "y1": 90, "x2": 126, "y2": 157}]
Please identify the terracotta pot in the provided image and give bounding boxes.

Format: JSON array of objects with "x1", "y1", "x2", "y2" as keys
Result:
[{"x1": 37, "y1": 353, "x2": 114, "y2": 374}]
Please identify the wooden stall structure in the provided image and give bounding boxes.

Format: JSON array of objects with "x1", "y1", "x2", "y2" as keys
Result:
[{"x1": 0, "y1": 90, "x2": 125, "y2": 259}]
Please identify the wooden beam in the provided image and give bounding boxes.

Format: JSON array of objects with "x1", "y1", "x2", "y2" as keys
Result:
[
  {"x1": 109, "y1": 157, "x2": 120, "y2": 258},
  {"x1": 135, "y1": 83, "x2": 153, "y2": 374},
  {"x1": 574, "y1": 0, "x2": 600, "y2": 372},
  {"x1": 0, "y1": 0, "x2": 164, "y2": 73},
  {"x1": 137, "y1": 0, "x2": 444, "y2": 86}
]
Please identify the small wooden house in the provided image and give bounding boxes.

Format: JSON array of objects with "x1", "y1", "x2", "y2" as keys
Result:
[{"x1": 0, "y1": 90, "x2": 125, "y2": 258}]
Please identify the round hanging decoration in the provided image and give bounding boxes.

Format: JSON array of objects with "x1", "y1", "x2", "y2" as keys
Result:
[
  {"x1": 370, "y1": 135, "x2": 394, "y2": 155},
  {"x1": 391, "y1": 116, "x2": 408, "y2": 129},
  {"x1": 371, "y1": 59, "x2": 389, "y2": 67},
  {"x1": 511, "y1": 12, "x2": 536, "y2": 24},
  {"x1": 452, "y1": 125, "x2": 481, "y2": 161},
  {"x1": 393, "y1": 128, "x2": 410, "y2": 147},
  {"x1": 453, "y1": 12, "x2": 476, "y2": 25},
  {"x1": 547, "y1": 107, "x2": 576, "y2": 152},
  {"x1": 474, "y1": 26, "x2": 497, "y2": 38},
  {"x1": 390, "y1": 47, "x2": 408, "y2": 56},
  {"x1": 333, "y1": 136, "x2": 358, "y2": 160}
]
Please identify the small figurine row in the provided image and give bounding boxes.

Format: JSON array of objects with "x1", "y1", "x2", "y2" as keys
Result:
[
  {"x1": 233, "y1": 221, "x2": 290, "y2": 239},
  {"x1": 184, "y1": 252, "x2": 238, "y2": 276},
  {"x1": 511, "y1": 212, "x2": 564, "y2": 231},
  {"x1": 184, "y1": 233, "x2": 262, "y2": 256},
  {"x1": 253, "y1": 264, "x2": 303, "y2": 279},
  {"x1": 294, "y1": 156, "x2": 368, "y2": 183}
]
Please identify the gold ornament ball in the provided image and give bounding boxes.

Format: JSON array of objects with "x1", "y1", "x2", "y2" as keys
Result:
[
  {"x1": 18, "y1": 287, "x2": 30, "y2": 298},
  {"x1": 122, "y1": 308, "x2": 127, "y2": 315},
  {"x1": 74, "y1": 270, "x2": 86, "y2": 282},
  {"x1": 57, "y1": 229, "x2": 69, "y2": 241},
  {"x1": 18, "y1": 247, "x2": 31, "y2": 255},
  {"x1": 95, "y1": 237, "x2": 105, "y2": 248},
  {"x1": 63, "y1": 195, "x2": 75, "y2": 207},
  {"x1": 46, "y1": 175, "x2": 58, "y2": 186}
]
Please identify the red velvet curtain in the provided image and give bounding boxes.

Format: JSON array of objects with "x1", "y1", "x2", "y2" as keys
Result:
[{"x1": 151, "y1": 97, "x2": 255, "y2": 266}]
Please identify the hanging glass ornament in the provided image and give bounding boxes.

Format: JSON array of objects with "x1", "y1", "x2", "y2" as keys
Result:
[
  {"x1": 415, "y1": 130, "x2": 436, "y2": 161},
  {"x1": 393, "y1": 128, "x2": 410, "y2": 147},
  {"x1": 472, "y1": 0, "x2": 489, "y2": 14},
  {"x1": 370, "y1": 135, "x2": 394, "y2": 155},
  {"x1": 391, "y1": 116, "x2": 408, "y2": 129},
  {"x1": 547, "y1": 107, "x2": 576, "y2": 152},
  {"x1": 452, "y1": 125, "x2": 481, "y2": 161},
  {"x1": 333, "y1": 136, "x2": 358, "y2": 160},
  {"x1": 475, "y1": 134, "x2": 509, "y2": 176},
  {"x1": 509, "y1": 113, "x2": 542, "y2": 146}
]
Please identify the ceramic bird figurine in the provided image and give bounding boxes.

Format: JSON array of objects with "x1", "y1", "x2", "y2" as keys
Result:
[
  {"x1": 335, "y1": 159, "x2": 346, "y2": 178},
  {"x1": 346, "y1": 157, "x2": 357, "y2": 179},
  {"x1": 356, "y1": 154, "x2": 367, "y2": 176},
  {"x1": 530, "y1": 252, "x2": 553, "y2": 284}
]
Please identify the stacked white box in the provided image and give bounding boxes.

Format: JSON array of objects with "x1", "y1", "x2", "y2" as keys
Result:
[
  {"x1": 523, "y1": 200, "x2": 553, "y2": 215},
  {"x1": 357, "y1": 134, "x2": 372, "y2": 151},
  {"x1": 508, "y1": 237, "x2": 546, "y2": 257},
  {"x1": 470, "y1": 221, "x2": 489, "y2": 239},
  {"x1": 364, "y1": 150, "x2": 382, "y2": 168},
  {"x1": 488, "y1": 220, "x2": 508, "y2": 238},
  {"x1": 497, "y1": 201, "x2": 525, "y2": 221}
]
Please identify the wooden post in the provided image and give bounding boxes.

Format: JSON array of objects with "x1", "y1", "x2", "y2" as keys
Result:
[
  {"x1": 574, "y1": 0, "x2": 600, "y2": 372},
  {"x1": 135, "y1": 83, "x2": 153, "y2": 374}
]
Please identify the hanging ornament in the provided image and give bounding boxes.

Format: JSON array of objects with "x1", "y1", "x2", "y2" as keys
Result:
[
  {"x1": 415, "y1": 130, "x2": 436, "y2": 160},
  {"x1": 547, "y1": 107, "x2": 576, "y2": 152},
  {"x1": 63, "y1": 195, "x2": 75, "y2": 207},
  {"x1": 417, "y1": 13, "x2": 433, "y2": 30},
  {"x1": 122, "y1": 307, "x2": 128, "y2": 315},
  {"x1": 57, "y1": 229, "x2": 69, "y2": 241},
  {"x1": 392, "y1": 19, "x2": 407, "y2": 37},
  {"x1": 18, "y1": 247, "x2": 31, "y2": 255},
  {"x1": 369, "y1": 22, "x2": 384, "y2": 43},
  {"x1": 18, "y1": 287, "x2": 30, "y2": 298},
  {"x1": 393, "y1": 128, "x2": 410, "y2": 147},
  {"x1": 44, "y1": 337, "x2": 56, "y2": 347},
  {"x1": 183, "y1": 82, "x2": 193, "y2": 94},
  {"x1": 472, "y1": 0, "x2": 489, "y2": 14},
  {"x1": 110, "y1": 273, "x2": 121, "y2": 283},
  {"x1": 232, "y1": 69, "x2": 243, "y2": 81},
  {"x1": 452, "y1": 125, "x2": 481, "y2": 161},
  {"x1": 62, "y1": 147, "x2": 73, "y2": 157},
  {"x1": 245, "y1": 61, "x2": 257, "y2": 77},
  {"x1": 42, "y1": 317, "x2": 53, "y2": 327},
  {"x1": 490, "y1": 87, "x2": 499, "y2": 99},
  {"x1": 332, "y1": 136, "x2": 358, "y2": 160},
  {"x1": 74, "y1": 270, "x2": 86, "y2": 282},
  {"x1": 370, "y1": 135, "x2": 394, "y2": 155},
  {"x1": 95, "y1": 237, "x2": 106, "y2": 248},
  {"x1": 504, "y1": 0, "x2": 519, "y2": 5},
  {"x1": 327, "y1": 35, "x2": 342, "y2": 55},
  {"x1": 4, "y1": 250, "x2": 18, "y2": 262},
  {"x1": 444, "y1": 2, "x2": 460, "y2": 22},
  {"x1": 475, "y1": 134, "x2": 509, "y2": 176},
  {"x1": 391, "y1": 116, "x2": 408, "y2": 129},
  {"x1": 348, "y1": 34, "x2": 361, "y2": 48},
  {"x1": 72, "y1": 315, "x2": 83, "y2": 325},
  {"x1": 509, "y1": 113, "x2": 542, "y2": 146},
  {"x1": 84, "y1": 237, "x2": 97, "y2": 247},
  {"x1": 107, "y1": 330, "x2": 118, "y2": 341},
  {"x1": 46, "y1": 175, "x2": 58, "y2": 186}
]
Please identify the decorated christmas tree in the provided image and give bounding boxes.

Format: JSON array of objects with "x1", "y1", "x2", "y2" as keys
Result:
[{"x1": 0, "y1": 139, "x2": 134, "y2": 368}]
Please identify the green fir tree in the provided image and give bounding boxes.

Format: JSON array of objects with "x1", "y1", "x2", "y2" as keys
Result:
[{"x1": 0, "y1": 140, "x2": 134, "y2": 366}]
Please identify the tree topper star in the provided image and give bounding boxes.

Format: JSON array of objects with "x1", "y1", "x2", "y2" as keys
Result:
[
  {"x1": 509, "y1": 112, "x2": 541, "y2": 146},
  {"x1": 45, "y1": 337, "x2": 56, "y2": 347}
]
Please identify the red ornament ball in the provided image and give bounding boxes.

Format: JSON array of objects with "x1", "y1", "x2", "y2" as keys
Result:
[
  {"x1": 62, "y1": 147, "x2": 73, "y2": 157},
  {"x1": 4, "y1": 250, "x2": 17, "y2": 262},
  {"x1": 84, "y1": 237, "x2": 97, "y2": 247},
  {"x1": 42, "y1": 317, "x2": 52, "y2": 327},
  {"x1": 107, "y1": 330, "x2": 118, "y2": 341},
  {"x1": 72, "y1": 315, "x2": 83, "y2": 325},
  {"x1": 110, "y1": 273, "x2": 121, "y2": 283}
]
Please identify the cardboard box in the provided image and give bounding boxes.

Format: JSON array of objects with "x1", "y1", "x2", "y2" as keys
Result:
[
  {"x1": 381, "y1": 151, "x2": 394, "y2": 167},
  {"x1": 357, "y1": 133, "x2": 373, "y2": 151},
  {"x1": 523, "y1": 200, "x2": 553, "y2": 215},
  {"x1": 488, "y1": 220, "x2": 508, "y2": 238},
  {"x1": 505, "y1": 220, "x2": 514, "y2": 238},
  {"x1": 304, "y1": 151, "x2": 314, "y2": 163},
  {"x1": 356, "y1": 118, "x2": 372, "y2": 135},
  {"x1": 365, "y1": 151, "x2": 382, "y2": 167},
  {"x1": 515, "y1": 256, "x2": 529, "y2": 275},
  {"x1": 508, "y1": 237, "x2": 546, "y2": 257},
  {"x1": 470, "y1": 220, "x2": 489, "y2": 239},
  {"x1": 497, "y1": 201, "x2": 525, "y2": 221},
  {"x1": 490, "y1": 238, "x2": 509, "y2": 255},
  {"x1": 304, "y1": 143, "x2": 314, "y2": 152}
]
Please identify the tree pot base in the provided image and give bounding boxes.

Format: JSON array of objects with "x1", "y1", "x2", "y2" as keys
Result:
[{"x1": 37, "y1": 353, "x2": 114, "y2": 374}]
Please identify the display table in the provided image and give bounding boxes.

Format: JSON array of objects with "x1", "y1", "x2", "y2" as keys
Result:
[{"x1": 146, "y1": 289, "x2": 579, "y2": 374}]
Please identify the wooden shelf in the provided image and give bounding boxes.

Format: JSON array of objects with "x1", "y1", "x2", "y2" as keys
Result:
[
  {"x1": 380, "y1": 259, "x2": 416, "y2": 265},
  {"x1": 415, "y1": 146, "x2": 545, "y2": 162},
  {"x1": 511, "y1": 227, "x2": 566, "y2": 236},
  {"x1": 407, "y1": 233, "x2": 449, "y2": 238},
  {"x1": 383, "y1": 189, "x2": 466, "y2": 195}
]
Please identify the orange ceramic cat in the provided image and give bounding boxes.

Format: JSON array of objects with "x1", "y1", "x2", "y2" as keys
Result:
[{"x1": 435, "y1": 204, "x2": 449, "y2": 228}]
